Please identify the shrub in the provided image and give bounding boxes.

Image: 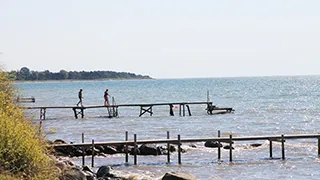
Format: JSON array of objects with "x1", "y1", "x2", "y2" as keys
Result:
[{"x1": 0, "y1": 70, "x2": 59, "y2": 179}]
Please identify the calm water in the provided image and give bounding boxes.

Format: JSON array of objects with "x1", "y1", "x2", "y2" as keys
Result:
[{"x1": 16, "y1": 76, "x2": 320, "y2": 179}]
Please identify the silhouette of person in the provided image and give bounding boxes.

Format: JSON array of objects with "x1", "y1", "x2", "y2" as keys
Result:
[
  {"x1": 104, "y1": 89, "x2": 109, "y2": 106},
  {"x1": 77, "y1": 89, "x2": 83, "y2": 106}
]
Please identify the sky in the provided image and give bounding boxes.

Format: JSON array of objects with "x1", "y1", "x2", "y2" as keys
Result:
[{"x1": 0, "y1": 0, "x2": 320, "y2": 79}]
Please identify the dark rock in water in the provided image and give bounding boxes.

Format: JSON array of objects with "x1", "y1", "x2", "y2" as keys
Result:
[
  {"x1": 169, "y1": 145, "x2": 176, "y2": 152},
  {"x1": 59, "y1": 167, "x2": 86, "y2": 180},
  {"x1": 54, "y1": 139, "x2": 67, "y2": 144},
  {"x1": 85, "y1": 147, "x2": 101, "y2": 155},
  {"x1": 82, "y1": 165, "x2": 94, "y2": 174},
  {"x1": 250, "y1": 143, "x2": 262, "y2": 147},
  {"x1": 139, "y1": 144, "x2": 161, "y2": 155},
  {"x1": 204, "y1": 141, "x2": 222, "y2": 148},
  {"x1": 96, "y1": 166, "x2": 111, "y2": 178},
  {"x1": 189, "y1": 144, "x2": 197, "y2": 148},
  {"x1": 223, "y1": 145, "x2": 234, "y2": 150},
  {"x1": 129, "y1": 146, "x2": 141, "y2": 155},
  {"x1": 102, "y1": 145, "x2": 119, "y2": 154},
  {"x1": 161, "y1": 172, "x2": 197, "y2": 180},
  {"x1": 97, "y1": 166, "x2": 122, "y2": 179}
]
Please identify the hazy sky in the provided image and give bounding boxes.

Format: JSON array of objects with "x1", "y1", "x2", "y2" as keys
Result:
[{"x1": 1, "y1": 0, "x2": 320, "y2": 78}]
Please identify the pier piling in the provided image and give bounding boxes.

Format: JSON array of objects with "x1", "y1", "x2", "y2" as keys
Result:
[
  {"x1": 125, "y1": 131, "x2": 129, "y2": 163},
  {"x1": 167, "y1": 131, "x2": 170, "y2": 164}
]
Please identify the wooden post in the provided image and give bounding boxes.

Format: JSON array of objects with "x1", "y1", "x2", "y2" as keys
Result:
[
  {"x1": 167, "y1": 131, "x2": 170, "y2": 164},
  {"x1": 73, "y1": 108, "x2": 78, "y2": 119},
  {"x1": 38, "y1": 120, "x2": 42, "y2": 135},
  {"x1": 81, "y1": 107, "x2": 84, "y2": 118},
  {"x1": 169, "y1": 104, "x2": 174, "y2": 116},
  {"x1": 179, "y1": 104, "x2": 182, "y2": 116},
  {"x1": 182, "y1": 104, "x2": 185, "y2": 116},
  {"x1": 82, "y1": 133, "x2": 85, "y2": 166},
  {"x1": 91, "y1": 139, "x2": 94, "y2": 167},
  {"x1": 318, "y1": 135, "x2": 320, "y2": 156},
  {"x1": 178, "y1": 135, "x2": 181, "y2": 164},
  {"x1": 269, "y1": 139, "x2": 273, "y2": 158},
  {"x1": 134, "y1": 134, "x2": 137, "y2": 165},
  {"x1": 186, "y1": 105, "x2": 191, "y2": 116},
  {"x1": 229, "y1": 134, "x2": 233, "y2": 162},
  {"x1": 281, "y1": 135, "x2": 285, "y2": 160},
  {"x1": 218, "y1": 130, "x2": 221, "y2": 161},
  {"x1": 125, "y1": 131, "x2": 128, "y2": 163}
]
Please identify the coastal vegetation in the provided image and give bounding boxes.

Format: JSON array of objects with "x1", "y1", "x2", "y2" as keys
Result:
[
  {"x1": 0, "y1": 70, "x2": 58, "y2": 179},
  {"x1": 7, "y1": 67, "x2": 152, "y2": 81}
]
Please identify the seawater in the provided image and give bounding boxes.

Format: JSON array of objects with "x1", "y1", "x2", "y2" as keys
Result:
[{"x1": 15, "y1": 76, "x2": 320, "y2": 179}]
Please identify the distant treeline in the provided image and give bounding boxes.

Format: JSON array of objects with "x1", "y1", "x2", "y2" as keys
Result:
[{"x1": 8, "y1": 67, "x2": 152, "y2": 81}]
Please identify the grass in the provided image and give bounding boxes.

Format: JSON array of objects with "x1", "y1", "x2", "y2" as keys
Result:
[{"x1": 0, "y1": 70, "x2": 59, "y2": 179}]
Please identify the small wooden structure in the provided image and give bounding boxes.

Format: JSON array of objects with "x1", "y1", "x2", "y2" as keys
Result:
[
  {"x1": 17, "y1": 96, "x2": 35, "y2": 103},
  {"x1": 23, "y1": 101, "x2": 233, "y2": 120},
  {"x1": 52, "y1": 132, "x2": 320, "y2": 167}
]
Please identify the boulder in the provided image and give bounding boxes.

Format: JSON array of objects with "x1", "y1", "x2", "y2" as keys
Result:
[
  {"x1": 96, "y1": 166, "x2": 112, "y2": 179},
  {"x1": 223, "y1": 145, "x2": 234, "y2": 150},
  {"x1": 54, "y1": 139, "x2": 67, "y2": 144},
  {"x1": 59, "y1": 167, "x2": 86, "y2": 180},
  {"x1": 204, "y1": 141, "x2": 222, "y2": 148},
  {"x1": 161, "y1": 172, "x2": 197, "y2": 180},
  {"x1": 250, "y1": 143, "x2": 262, "y2": 147},
  {"x1": 102, "y1": 145, "x2": 119, "y2": 154},
  {"x1": 139, "y1": 144, "x2": 161, "y2": 155}
]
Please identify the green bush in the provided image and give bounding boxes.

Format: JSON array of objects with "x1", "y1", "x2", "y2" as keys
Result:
[{"x1": 0, "y1": 70, "x2": 59, "y2": 179}]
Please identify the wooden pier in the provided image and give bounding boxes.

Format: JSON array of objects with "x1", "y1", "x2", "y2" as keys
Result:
[
  {"x1": 16, "y1": 96, "x2": 35, "y2": 103},
  {"x1": 52, "y1": 132, "x2": 320, "y2": 167},
  {"x1": 23, "y1": 101, "x2": 234, "y2": 120}
]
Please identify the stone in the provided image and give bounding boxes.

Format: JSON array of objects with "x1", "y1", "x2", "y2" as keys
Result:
[
  {"x1": 139, "y1": 144, "x2": 159, "y2": 155},
  {"x1": 204, "y1": 141, "x2": 222, "y2": 148},
  {"x1": 223, "y1": 145, "x2": 234, "y2": 150},
  {"x1": 59, "y1": 167, "x2": 86, "y2": 180},
  {"x1": 96, "y1": 166, "x2": 112, "y2": 178},
  {"x1": 161, "y1": 172, "x2": 197, "y2": 180}
]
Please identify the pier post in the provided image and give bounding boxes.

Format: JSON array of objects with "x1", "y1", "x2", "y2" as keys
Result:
[
  {"x1": 229, "y1": 134, "x2": 233, "y2": 162},
  {"x1": 91, "y1": 139, "x2": 95, "y2": 167},
  {"x1": 178, "y1": 135, "x2": 181, "y2": 164},
  {"x1": 125, "y1": 131, "x2": 128, "y2": 163},
  {"x1": 72, "y1": 108, "x2": 78, "y2": 119},
  {"x1": 82, "y1": 133, "x2": 85, "y2": 166},
  {"x1": 186, "y1": 105, "x2": 191, "y2": 116},
  {"x1": 40, "y1": 108, "x2": 46, "y2": 120},
  {"x1": 218, "y1": 130, "x2": 221, "y2": 162},
  {"x1": 269, "y1": 139, "x2": 273, "y2": 158},
  {"x1": 179, "y1": 104, "x2": 182, "y2": 116},
  {"x1": 134, "y1": 134, "x2": 137, "y2": 165},
  {"x1": 169, "y1": 104, "x2": 174, "y2": 116},
  {"x1": 81, "y1": 107, "x2": 84, "y2": 118},
  {"x1": 281, "y1": 135, "x2": 285, "y2": 160},
  {"x1": 167, "y1": 131, "x2": 170, "y2": 164},
  {"x1": 183, "y1": 104, "x2": 185, "y2": 116},
  {"x1": 318, "y1": 135, "x2": 320, "y2": 156}
]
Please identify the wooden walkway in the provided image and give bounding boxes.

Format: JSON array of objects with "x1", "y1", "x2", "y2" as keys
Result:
[
  {"x1": 23, "y1": 101, "x2": 234, "y2": 120},
  {"x1": 52, "y1": 132, "x2": 320, "y2": 167}
]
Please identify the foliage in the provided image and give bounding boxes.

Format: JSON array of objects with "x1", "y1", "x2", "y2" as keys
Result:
[
  {"x1": 0, "y1": 70, "x2": 59, "y2": 179},
  {"x1": 8, "y1": 67, "x2": 152, "y2": 81}
]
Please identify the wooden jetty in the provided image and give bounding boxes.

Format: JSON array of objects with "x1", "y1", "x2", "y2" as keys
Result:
[
  {"x1": 23, "y1": 101, "x2": 234, "y2": 120},
  {"x1": 17, "y1": 96, "x2": 35, "y2": 103},
  {"x1": 52, "y1": 131, "x2": 320, "y2": 167}
]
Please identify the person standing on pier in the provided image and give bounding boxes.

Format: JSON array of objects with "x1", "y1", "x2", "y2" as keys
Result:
[
  {"x1": 104, "y1": 89, "x2": 109, "y2": 106},
  {"x1": 77, "y1": 89, "x2": 83, "y2": 106}
]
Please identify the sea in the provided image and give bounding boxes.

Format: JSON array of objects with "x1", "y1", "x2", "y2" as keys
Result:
[{"x1": 15, "y1": 76, "x2": 320, "y2": 179}]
